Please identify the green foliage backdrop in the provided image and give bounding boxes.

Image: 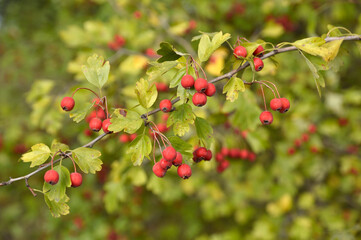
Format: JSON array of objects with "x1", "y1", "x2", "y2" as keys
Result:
[{"x1": 0, "y1": 0, "x2": 361, "y2": 239}]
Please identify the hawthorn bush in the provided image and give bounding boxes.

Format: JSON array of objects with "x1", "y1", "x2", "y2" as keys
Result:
[{"x1": 1, "y1": 0, "x2": 361, "y2": 239}]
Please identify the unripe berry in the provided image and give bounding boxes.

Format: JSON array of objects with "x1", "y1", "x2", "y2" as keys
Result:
[
  {"x1": 205, "y1": 83, "x2": 216, "y2": 97},
  {"x1": 44, "y1": 170, "x2": 59, "y2": 185},
  {"x1": 192, "y1": 92, "x2": 207, "y2": 107},
  {"x1": 204, "y1": 150, "x2": 212, "y2": 161},
  {"x1": 279, "y1": 98, "x2": 290, "y2": 113},
  {"x1": 160, "y1": 158, "x2": 172, "y2": 170},
  {"x1": 233, "y1": 46, "x2": 247, "y2": 58},
  {"x1": 270, "y1": 98, "x2": 282, "y2": 111},
  {"x1": 89, "y1": 118, "x2": 102, "y2": 132},
  {"x1": 162, "y1": 146, "x2": 177, "y2": 162},
  {"x1": 194, "y1": 78, "x2": 208, "y2": 93},
  {"x1": 159, "y1": 99, "x2": 172, "y2": 112},
  {"x1": 173, "y1": 152, "x2": 183, "y2": 166},
  {"x1": 259, "y1": 111, "x2": 273, "y2": 125},
  {"x1": 181, "y1": 75, "x2": 195, "y2": 89},
  {"x1": 254, "y1": 57, "x2": 264, "y2": 72},
  {"x1": 177, "y1": 164, "x2": 192, "y2": 179},
  {"x1": 70, "y1": 172, "x2": 83, "y2": 187},
  {"x1": 153, "y1": 161, "x2": 166, "y2": 178},
  {"x1": 253, "y1": 45, "x2": 264, "y2": 57},
  {"x1": 61, "y1": 97, "x2": 75, "y2": 111},
  {"x1": 102, "y1": 118, "x2": 112, "y2": 133},
  {"x1": 119, "y1": 134, "x2": 130, "y2": 143}
]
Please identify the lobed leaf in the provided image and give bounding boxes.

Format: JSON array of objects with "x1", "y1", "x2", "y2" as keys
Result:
[
  {"x1": 72, "y1": 147, "x2": 102, "y2": 174},
  {"x1": 135, "y1": 78, "x2": 158, "y2": 109},
  {"x1": 223, "y1": 76, "x2": 245, "y2": 102},
  {"x1": 43, "y1": 165, "x2": 71, "y2": 202},
  {"x1": 126, "y1": 134, "x2": 152, "y2": 166},
  {"x1": 109, "y1": 110, "x2": 143, "y2": 134},
  {"x1": 81, "y1": 54, "x2": 110, "y2": 89},
  {"x1": 21, "y1": 143, "x2": 51, "y2": 168},
  {"x1": 167, "y1": 103, "x2": 195, "y2": 136}
]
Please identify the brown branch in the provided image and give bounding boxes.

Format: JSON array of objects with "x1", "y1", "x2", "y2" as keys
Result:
[{"x1": 1, "y1": 35, "x2": 360, "y2": 190}]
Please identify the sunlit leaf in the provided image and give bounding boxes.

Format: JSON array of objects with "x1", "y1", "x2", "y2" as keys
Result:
[
  {"x1": 72, "y1": 147, "x2": 102, "y2": 174},
  {"x1": 21, "y1": 143, "x2": 51, "y2": 168},
  {"x1": 81, "y1": 54, "x2": 110, "y2": 89}
]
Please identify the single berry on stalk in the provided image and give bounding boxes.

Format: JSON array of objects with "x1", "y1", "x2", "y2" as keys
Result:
[
  {"x1": 44, "y1": 170, "x2": 59, "y2": 185},
  {"x1": 259, "y1": 111, "x2": 273, "y2": 125},
  {"x1": 194, "y1": 78, "x2": 208, "y2": 93},
  {"x1": 233, "y1": 46, "x2": 247, "y2": 58},
  {"x1": 70, "y1": 172, "x2": 83, "y2": 188},
  {"x1": 181, "y1": 75, "x2": 195, "y2": 89},
  {"x1": 61, "y1": 97, "x2": 75, "y2": 111},
  {"x1": 159, "y1": 99, "x2": 172, "y2": 113},
  {"x1": 177, "y1": 164, "x2": 192, "y2": 179},
  {"x1": 192, "y1": 92, "x2": 207, "y2": 107},
  {"x1": 89, "y1": 118, "x2": 102, "y2": 132}
]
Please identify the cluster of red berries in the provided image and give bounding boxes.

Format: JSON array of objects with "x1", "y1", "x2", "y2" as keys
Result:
[
  {"x1": 152, "y1": 146, "x2": 192, "y2": 179},
  {"x1": 192, "y1": 147, "x2": 212, "y2": 163},
  {"x1": 108, "y1": 35, "x2": 126, "y2": 51},
  {"x1": 119, "y1": 133, "x2": 137, "y2": 143},
  {"x1": 61, "y1": 96, "x2": 112, "y2": 134},
  {"x1": 288, "y1": 124, "x2": 318, "y2": 155},
  {"x1": 233, "y1": 45, "x2": 264, "y2": 72},
  {"x1": 215, "y1": 147, "x2": 256, "y2": 173},
  {"x1": 44, "y1": 169, "x2": 82, "y2": 187},
  {"x1": 180, "y1": 75, "x2": 216, "y2": 107},
  {"x1": 260, "y1": 98, "x2": 290, "y2": 125}
]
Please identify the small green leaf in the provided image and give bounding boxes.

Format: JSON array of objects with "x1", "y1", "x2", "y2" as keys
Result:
[
  {"x1": 50, "y1": 139, "x2": 69, "y2": 153},
  {"x1": 43, "y1": 165, "x2": 71, "y2": 202},
  {"x1": 198, "y1": 31, "x2": 231, "y2": 62},
  {"x1": 109, "y1": 110, "x2": 143, "y2": 134},
  {"x1": 127, "y1": 134, "x2": 152, "y2": 166},
  {"x1": 146, "y1": 61, "x2": 178, "y2": 82},
  {"x1": 223, "y1": 76, "x2": 245, "y2": 102},
  {"x1": 195, "y1": 117, "x2": 214, "y2": 146},
  {"x1": 157, "y1": 42, "x2": 187, "y2": 63},
  {"x1": 44, "y1": 194, "x2": 70, "y2": 218},
  {"x1": 168, "y1": 136, "x2": 193, "y2": 159},
  {"x1": 135, "y1": 78, "x2": 158, "y2": 109},
  {"x1": 167, "y1": 103, "x2": 195, "y2": 136},
  {"x1": 81, "y1": 54, "x2": 110, "y2": 89},
  {"x1": 69, "y1": 102, "x2": 94, "y2": 123},
  {"x1": 21, "y1": 143, "x2": 51, "y2": 168},
  {"x1": 298, "y1": 50, "x2": 323, "y2": 96},
  {"x1": 241, "y1": 42, "x2": 260, "y2": 58},
  {"x1": 169, "y1": 67, "x2": 187, "y2": 88},
  {"x1": 72, "y1": 147, "x2": 102, "y2": 174}
]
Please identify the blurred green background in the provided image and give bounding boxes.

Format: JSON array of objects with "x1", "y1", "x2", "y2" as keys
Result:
[{"x1": 1, "y1": 0, "x2": 361, "y2": 239}]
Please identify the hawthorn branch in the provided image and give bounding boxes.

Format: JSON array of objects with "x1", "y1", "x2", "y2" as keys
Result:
[{"x1": 1, "y1": 35, "x2": 360, "y2": 189}]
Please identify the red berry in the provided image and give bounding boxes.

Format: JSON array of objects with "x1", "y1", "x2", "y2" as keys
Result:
[
  {"x1": 239, "y1": 149, "x2": 248, "y2": 159},
  {"x1": 89, "y1": 118, "x2": 102, "y2": 132},
  {"x1": 162, "y1": 146, "x2": 177, "y2": 162},
  {"x1": 145, "y1": 48, "x2": 157, "y2": 57},
  {"x1": 160, "y1": 158, "x2": 172, "y2": 170},
  {"x1": 205, "y1": 83, "x2": 216, "y2": 97},
  {"x1": 84, "y1": 129, "x2": 93, "y2": 137},
  {"x1": 181, "y1": 75, "x2": 195, "y2": 89},
  {"x1": 61, "y1": 97, "x2": 75, "y2": 111},
  {"x1": 108, "y1": 41, "x2": 118, "y2": 51},
  {"x1": 204, "y1": 150, "x2": 212, "y2": 161},
  {"x1": 233, "y1": 46, "x2": 247, "y2": 58},
  {"x1": 301, "y1": 133, "x2": 309, "y2": 142},
  {"x1": 193, "y1": 147, "x2": 208, "y2": 162},
  {"x1": 153, "y1": 162, "x2": 166, "y2": 178},
  {"x1": 114, "y1": 35, "x2": 126, "y2": 47},
  {"x1": 177, "y1": 164, "x2": 192, "y2": 179},
  {"x1": 194, "y1": 78, "x2": 208, "y2": 93},
  {"x1": 253, "y1": 45, "x2": 264, "y2": 57},
  {"x1": 119, "y1": 134, "x2": 130, "y2": 143},
  {"x1": 279, "y1": 98, "x2": 290, "y2": 113},
  {"x1": 215, "y1": 153, "x2": 224, "y2": 162},
  {"x1": 133, "y1": 11, "x2": 142, "y2": 19},
  {"x1": 70, "y1": 172, "x2": 83, "y2": 187},
  {"x1": 288, "y1": 147, "x2": 295, "y2": 155},
  {"x1": 270, "y1": 98, "x2": 282, "y2": 111},
  {"x1": 294, "y1": 139, "x2": 302, "y2": 148},
  {"x1": 92, "y1": 98, "x2": 102, "y2": 105},
  {"x1": 173, "y1": 152, "x2": 183, "y2": 166},
  {"x1": 217, "y1": 160, "x2": 230, "y2": 173},
  {"x1": 97, "y1": 108, "x2": 106, "y2": 120},
  {"x1": 192, "y1": 92, "x2": 207, "y2": 107},
  {"x1": 86, "y1": 111, "x2": 97, "y2": 123},
  {"x1": 129, "y1": 134, "x2": 137, "y2": 141},
  {"x1": 248, "y1": 152, "x2": 256, "y2": 162},
  {"x1": 159, "y1": 99, "x2": 172, "y2": 112},
  {"x1": 44, "y1": 170, "x2": 59, "y2": 185},
  {"x1": 157, "y1": 123, "x2": 168, "y2": 133},
  {"x1": 254, "y1": 57, "x2": 264, "y2": 72},
  {"x1": 308, "y1": 124, "x2": 317, "y2": 134},
  {"x1": 259, "y1": 111, "x2": 273, "y2": 125},
  {"x1": 161, "y1": 114, "x2": 169, "y2": 123},
  {"x1": 229, "y1": 148, "x2": 239, "y2": 158},
  {"x1": 155, "y1": 82, "x2": 168, "y2": 92},
  {"x1": 338, "y1": 118, "x2": 349, "y2": 126},
  {"x1": 102, "y1": 118, "x2": 112, "y2": 133},
  {"x1": 221, "y1": 147, "x2": 229, "y2": 156},
  {"x1": 310, "y1": 146, "x2": 319, "y2": 153}
]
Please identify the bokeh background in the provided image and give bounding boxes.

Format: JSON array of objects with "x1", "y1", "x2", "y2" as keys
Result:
[{"x1": 1, "y1": 0, "x2": 361, "y2": 239}]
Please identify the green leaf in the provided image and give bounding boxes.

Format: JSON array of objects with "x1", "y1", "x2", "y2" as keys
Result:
[
  {"x1": 69, "y1": 102, "x2": 94, "y2": 123},
  {"x1": 81, "y1": 54, "x2": 110, "y2": 89},
  {"x1": 298, "y1": 50, "x2": 323, "y2": 96},
  {"x1": 127, "y1": 134, "x2": 152, "y2": 166},
  {"x1": 50, "y1": 139, "x2": 69, "y2": 153},
  {"x1": 198, "y1": 31, "x2": 231, "y2": 62},
  {"x1": 223, "y1": 76, "x2": 245, "y2": 102},
  {"x1": 146, "y1": 61, "x2": 178, "y2": 82},
  {"x1": 168, "y1": 136, "x2": 193, "y2": 159},
  {"x1": 44, "y1": 194, "x2": 70, "y2": 218},
  {"x1": 241, "y1": 42, "x2": 261, "y2": 58},
  {"x1": 43, "y1": 165, "x2": 71, "y2": 202},
  {"x1": 72, "y1": 147, "x2": 102, "y2": 174},
  {"x1": 169, "y1": 67, "x2": 187, "y2": 88},
  {"x1": 167, "y1": 103, "x2": 195, "y2": 136},
  {"x1": 21, "y1": 143, "x2": 51, "y2": 168},
  {"x1": 195, "y1": 117, "x2": 214, "y2": 146},
  {"x1": 127, "y1": 167, "x2": 147, "y2": 186},
  {"x1": 157, "y1": 42, "x2": 187, "y2": 63},
  {"x1": 109, "y1": 110, "x2": 143, "y2": 134},
  {"x1": 135, "y1": 78, "x2": 158, "y2": 109}
]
